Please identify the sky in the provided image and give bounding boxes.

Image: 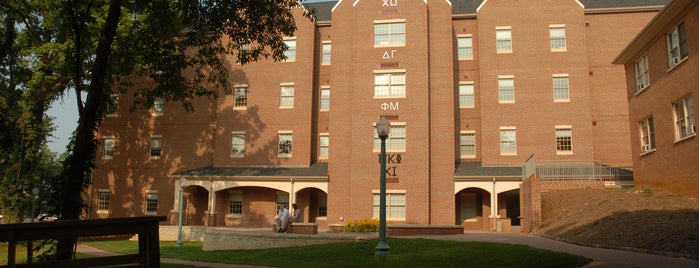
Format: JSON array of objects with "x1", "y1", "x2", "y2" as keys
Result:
[{"x1": 47, "y1": 90, "x2": 79, "y2": 155}]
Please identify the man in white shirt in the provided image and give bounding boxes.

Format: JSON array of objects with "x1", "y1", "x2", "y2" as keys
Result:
[{"x1": 276, "y1": 204, "x2": 291, "y2": 233}]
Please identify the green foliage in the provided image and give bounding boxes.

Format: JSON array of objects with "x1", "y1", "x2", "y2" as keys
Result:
[
  {"x1": 643, "y1": 187, "x2": 654, "y2": 197},
  {"x1": 344, "y1": 218, "x2": 380, "y2": 232},
  {"x1": 84, "y1": 239, "x2": 592, "y2": 268}
]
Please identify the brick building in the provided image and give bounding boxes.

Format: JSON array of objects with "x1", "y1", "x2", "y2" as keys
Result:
[
  {"x1": 90, "y1": 0, "x2": 665, "y2": 231},
  {"x1": 614, "y1": 0, "x2": 698, "y2": 196}
]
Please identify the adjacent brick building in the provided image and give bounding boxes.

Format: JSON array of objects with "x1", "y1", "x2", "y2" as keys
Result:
[
  {"x1": 614, "y1": 0, "x2": 698, "y2": 196},
  {"x1": 90, "y1": 0, "x2": 666, "y2": 231}
]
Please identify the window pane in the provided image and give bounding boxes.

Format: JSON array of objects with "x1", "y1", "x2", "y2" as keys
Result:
[
  {"x1": 553, "y1": 77, "x2": 569, "y2": 100},
  {"x1": 459, "y1": 84, "x2": 474, "y2": 107},
  {"x1": 278, "y1": 133, "x2": 293, "y2": 155},
  {"x1": 498, "y1": 78, "x2": 514, "y2": 102},
  {"x1": 500, "y1": 130, "x2": 516, "y2": 154},
  {"x1": 234, "y1": 87, "x2": 248, "y2": 107},
  {"x1": 550, "y1": 27, "x2": 566, "y2": 49},
  {"x1": 556, "y1": 129, "x2": 572, "y2": 152}
]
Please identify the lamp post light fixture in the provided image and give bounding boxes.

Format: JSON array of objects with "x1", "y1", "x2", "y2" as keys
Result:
[
  {"x1": 176, "y1": 177, "x2": 187, "y2": 247},
  {"x1": 31, "y1": 187, "x2": 39, "y2": 223},
  {"x1": 375, "y1": 117, "x2": 391, "y2": 256}
]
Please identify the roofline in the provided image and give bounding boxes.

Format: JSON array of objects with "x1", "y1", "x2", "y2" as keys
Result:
[
  {"x1": 170, "y1": 175, "x2": 329, "y2": 181},
  {"x1": 454, "y1": 176, "x2": 522, "y2": 181},
  {"x1": 584, "y1": 5, "x2": 665, "y2": 14},
  {"x1": 613, "y1": 0, "x2": 693, "y2": 64}
]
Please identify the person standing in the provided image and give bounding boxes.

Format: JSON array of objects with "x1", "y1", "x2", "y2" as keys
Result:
[{"x1": 291, "y1": 203, "x2": 302, "y2": 223}]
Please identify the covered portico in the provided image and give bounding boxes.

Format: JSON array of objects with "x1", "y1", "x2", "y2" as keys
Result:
[{"x1": 169, "y1": 163, "x2": 328, "y2": 227}]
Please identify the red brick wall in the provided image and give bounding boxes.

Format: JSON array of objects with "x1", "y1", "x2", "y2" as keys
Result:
[{"x1": 624, "y1": 3, "x2": 699, "y2": 197}]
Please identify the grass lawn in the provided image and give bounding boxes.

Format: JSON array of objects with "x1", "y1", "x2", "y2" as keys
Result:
[{"x1": 84, "y1": 238, "x2": 592, "y2": 268}]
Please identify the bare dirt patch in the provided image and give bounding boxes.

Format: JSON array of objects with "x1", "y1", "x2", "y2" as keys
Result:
[{"x1": 536, "y1": 187, "x2": 699, "y2": 258}]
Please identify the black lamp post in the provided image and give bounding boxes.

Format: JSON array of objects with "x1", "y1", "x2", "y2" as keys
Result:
[
  {"x1": 375, "y1": 117, "x2": 391, "y2": 256},
  {"x1": 176, "y1": 177, "x2": 187, "y2": 247},
  {"x1": 31, "y1": 187, "x2": 39, "y2": 223}
]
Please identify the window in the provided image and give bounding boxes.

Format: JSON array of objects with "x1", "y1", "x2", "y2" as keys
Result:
[
  {"x1": 372, "y1": 192, "x2": 405, "y2": 220},
  {"x1": 279, "y1": 84, "x2": 294, "y2": 108},
  {"x1": 319, "y1": 134, "x2": 329, "y2": 160},
  {"x1": 373, "y1": 124, "x2": 406, "y2": 151},
  {"x1": 673, "y1": 96, "x2": 695, "y2": 140},
  {"x1": 106, "y1": 95, "x2": 119, "y2": 116},
  {"x1": 153, "y1": 97, "x2": 165, "y2": 115},
  {"x1": 150, "y1": 136, "x2": 162, "y2": 158},
  {"x1": 553, "y1": 75, "x2": 570, "y2": 101},
  {"x1": 318, "y1": 193, "x2": 327, "y2": 217},
  {"x1": 374, "y1": 71, "x2": 406, "y2": 97},
  {"x1": 460, "y1": 131, "x2": 476, "y2": 158},
  {"x1": 457, "y1": 35, "x2": 473, "y2": 59},
  {"x1": 320, "y1": 87, "x2": 330, "y2": 110},
  {"x1": 231, "y1": 131, "x2": 245, "y2": 157},
  {"x1": 667, "y1": 22, "x2": 688, "y2": 68},
  {"x1": 278, "y1": 132, "x2": 293, "y2": 157},
  {"x1": 97, "y1": 189, "x2": 110, "y2": 212},
  {"x1": 276, "y1": 192, "x2": 289, "y2": 212},
  {"x1": 459, "y1": 82, "x2": 474, "y2": 108},
  {"x1": 321, "y1": 42, "x2": 331, "y2": 64},
  {"x1": 374, "y1": 21, "x2": 405, "y2": 46},
  {"x1": 549, "y1": 26, "x2": 566, "y2": 51},
  {"x1": 639, "y1": 117, "x2": 656, "y2": 153},
  {"x1": 283, "y1": 38, "x2": 296, "y2": 61},
  {"x1": 103, "y1": 137, "x2": 115, "y2": 158},
  {"x1": 498, "y1": 76, "x2": 514, "y2": 103},
  {"x1": 496, "y1": 27, "x2": 512, "y2": 53},
  {"x1": 635, "y1": 56, "x2": 650, "y2": 92},
  {"x1": 500, "y1": 128, "x2": 516, "y2": 155},
  {"x1": 229, "y1": 191, "x2": 243, "y2": 215},
  {"x1": 234, "y1": 85, "x2": 248, "y2": 108},
  {"x1": 145, "y1": 191, "x2": 158, "y2": 214},
  {"x1": 556, "y1": 127, "x2": 573, "y2": 154}
]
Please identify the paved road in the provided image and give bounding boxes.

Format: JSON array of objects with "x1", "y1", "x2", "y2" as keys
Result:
[{"x1": 77, "y1": 231, "x2": 699, "y2": 268}]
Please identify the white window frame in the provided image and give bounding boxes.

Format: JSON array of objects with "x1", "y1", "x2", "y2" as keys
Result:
[
  {"x1": 460, "y1": 131, "x2": 476, "y2": 159},
  {"x1": 283, "y1": 37, "x2": 296, "y2": 62},
  {"x1": 321, "y1": 42, "x2": 331, "y2": 65},
  {"x1": 635, "y1": 56, "x2": 650, "y2": 92},
  {"x1": 234, "y1": 85, "x2": 248, "y2": 109},
  {"x1": 278, "y1": 131, "x2": 293, "y2": 157},
  {"x1": 374, "y1": 20, "x2": 406, "y2": 47},
  {"x1": 152, "y1": 97, "x2": 165, "y2": 116},
  {"x1": 499, "y1": 127, "x2": 517, "y2": 155},
  {"x1": 457, "y1": 35, "x2": 473, "y2": 60},
  {"x1": 555, "y1": 126, "x2": 573, "y2": 155},
  {"x1": 553, "y1": 74, "x2": 570, "y2": 102},
  {"x1": 496, "y1": 26, "x2": 512, "y2": 53},
  {"x1": 320, "y1": 86, "x2": 330, "y2": 111},
  {"x1": 373, "y1": 122, "x2": 406, "y2": 152},
  {"x1": 231, "y1": 131, "x2": 245, "y2": 158},
  {"x1": 498, "y1": 76, "x2": 515, "y2": 103},
  {"x1": 319, "y1": 133, "x2": 329, "y2": 160},
  {"x1": 639, "y1": 117, "x2": 656, "y2": 154},
  {"x1": 145, "y1": 190, "x2": 158, "y2": 215},
  {"x1": 102, "y1": 136, "x2": 115, "y2": 159},
  {"x1": 666, "y1": 22, "x2": 687, "y2": 69},
  {"x1": 373, "y1": 70, "x2": 406, "y2": 98},
  {"x1": 97, "y1": 189, "x2": 110, "y2": 213},
  {"x1": 149, "y1": 135, "x2": 162, "y2": 159},
  {"x1": 549, "y1": 25, "x2": 566, "y2": 51},
  {"x1": 106, "y1": 95, "x2": 119, "y2": 117},
  {"x1": 228, "y1": 191, "x2": 243, "y2": 217},
  {"x1": 372, "y1": 190, "x2": 406, "y2": 221},
  {"x1": 279, "y1": 83, "x2": 295, "y2": 109},
  {"x1": 459, "y1": 82, "x2": 475, "y2": 108},
  {"x1": 317, "y1": 193, "x2": 328, "y2": 218},
  {"x1": 673, "y1": 95, "x2": 695, "y2": 141}
]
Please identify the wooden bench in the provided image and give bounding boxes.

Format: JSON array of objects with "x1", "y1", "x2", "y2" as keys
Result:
[{"x1": 0, "y1": 216, "x2": 166, "y2": 268}]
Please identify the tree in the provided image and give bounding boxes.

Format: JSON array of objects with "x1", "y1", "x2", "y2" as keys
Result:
[
  {"x1": 0, "y1": 0, "x2": 66, "y2": 224},
  {"x1": 24, "y1": 0, "x2": 313, "y2": 260}
]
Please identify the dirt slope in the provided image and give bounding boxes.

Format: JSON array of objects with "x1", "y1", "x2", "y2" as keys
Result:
[{"x1": 536, "y1": 188, "x2": 699, "y2": 258}]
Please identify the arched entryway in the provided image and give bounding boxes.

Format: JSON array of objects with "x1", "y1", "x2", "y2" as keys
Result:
[{"x1": 455, "y1": 187, "x2": 491, "y2": 230}]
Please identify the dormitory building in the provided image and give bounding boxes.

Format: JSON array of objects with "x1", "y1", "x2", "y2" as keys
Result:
[{"x1": 90, "y1": 0, "x2": 697, "y2": 232}]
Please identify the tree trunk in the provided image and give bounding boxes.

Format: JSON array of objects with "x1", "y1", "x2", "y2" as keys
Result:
[{"x1": 55, "y1": 0, "x2": 122, "y2": 260}]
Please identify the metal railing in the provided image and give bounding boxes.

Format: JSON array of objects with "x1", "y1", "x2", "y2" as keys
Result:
[{"x1": 536, "y1": 160, "x2": 633, "y2": 182}]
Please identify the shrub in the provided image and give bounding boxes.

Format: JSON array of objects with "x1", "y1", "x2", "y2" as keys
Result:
[{"x1": 344, "y1": 218, "x2": 379, "y2": 232}]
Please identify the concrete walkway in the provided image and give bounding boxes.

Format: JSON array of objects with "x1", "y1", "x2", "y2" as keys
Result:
[{"x1": 76, "y1": 230, "x2": 699, "y2": 268}]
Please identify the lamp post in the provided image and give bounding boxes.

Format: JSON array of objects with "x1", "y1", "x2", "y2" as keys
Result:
[
  {"x1": 31, "y1": 187, "x2": 39, "y2": 223},
  {"x1": 176, "y1": 177, "x2": 187, "y2": 247},
  {"x1": 375, "y1": 117, "x2": 391, "y2": 256}
]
